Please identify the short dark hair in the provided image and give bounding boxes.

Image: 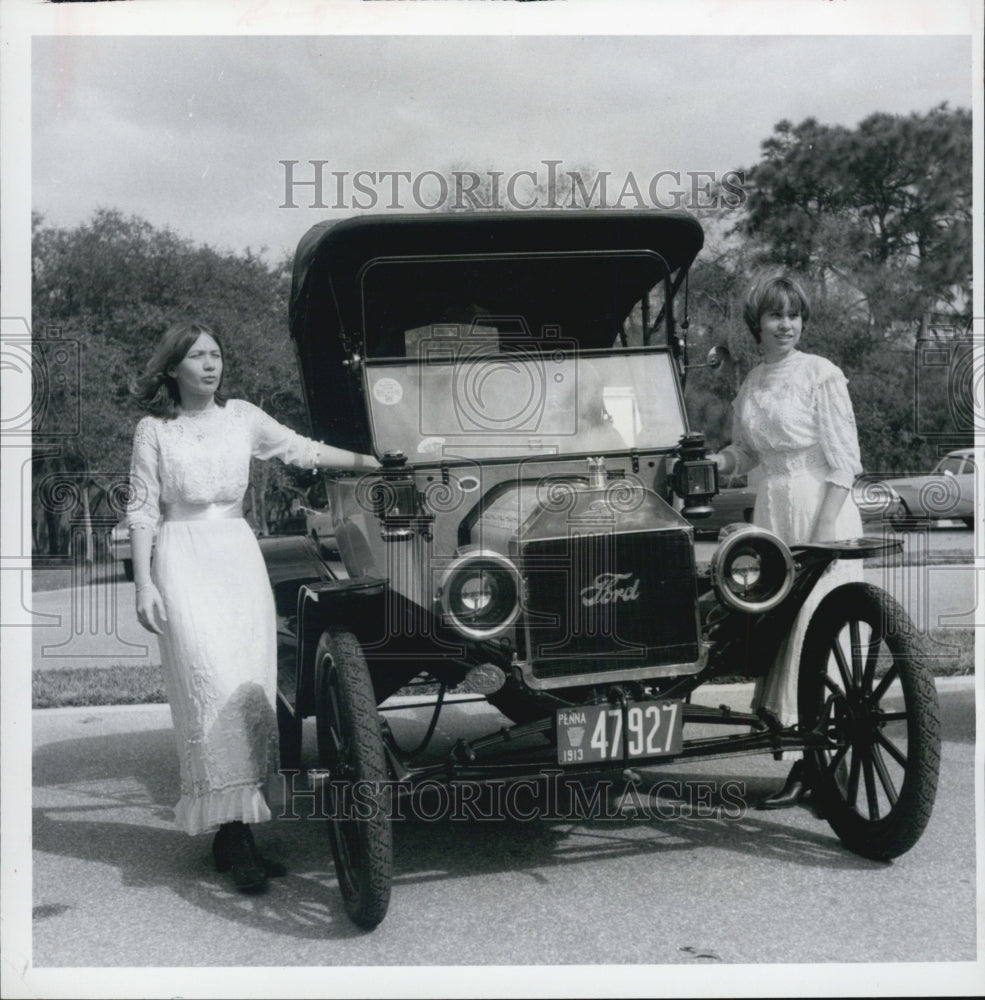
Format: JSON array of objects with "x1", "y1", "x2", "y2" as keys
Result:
[
  {"x1": 129, "y1": 321, "x2": 227, "y2": 418},
  {"x1": 742, "y1": 274, "x2": 811, "y2": 343}
]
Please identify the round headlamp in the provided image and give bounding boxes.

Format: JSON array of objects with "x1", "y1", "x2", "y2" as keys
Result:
[
  {"x1": 710, "y1": 525, "x2": 795, "y2": 614},
  {"x1": 438, "y1": 550, "x2": 521, "y2": 639}
]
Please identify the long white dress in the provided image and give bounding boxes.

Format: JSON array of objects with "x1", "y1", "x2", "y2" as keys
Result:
[
  {"x1": 722, "y1": 350, "x2": 863, "y2": 726},
  {"x1": 127, "y1": 399, "x2": 319, "y2": 836}
]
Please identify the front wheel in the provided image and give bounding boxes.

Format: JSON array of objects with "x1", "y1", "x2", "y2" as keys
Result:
[
  {"x1": 798, "y1": 583, "x2": 941, "y2": 860},
  {"x1": 315, "y1": 629, "x2": 392, "y2": 928}
]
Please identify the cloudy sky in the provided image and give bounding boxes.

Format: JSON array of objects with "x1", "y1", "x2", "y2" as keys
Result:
[{"x1": 32, "y1": 33, "x2": 972, "y2": 260}]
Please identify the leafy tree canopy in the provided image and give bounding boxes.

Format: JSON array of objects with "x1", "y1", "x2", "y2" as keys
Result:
[
  {"x1": 737, "y1": 104, "x2": 972, "y2": 333},
  {"x1": 32, "y1": 209, "x2": 306, "y2": 553}
]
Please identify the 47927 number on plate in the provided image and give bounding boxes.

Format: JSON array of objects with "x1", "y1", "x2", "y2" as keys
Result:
[{"x1": 557, "y1": 701, "x2": 683, "y2": 765}]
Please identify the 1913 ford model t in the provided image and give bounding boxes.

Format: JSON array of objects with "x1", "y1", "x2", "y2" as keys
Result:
[{"x1": 267, "y1": 211, "x2": 940, "y2": 929}]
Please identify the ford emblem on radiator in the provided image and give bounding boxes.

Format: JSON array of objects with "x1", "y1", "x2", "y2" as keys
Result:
[{"x1": 579, "y1": 572, "x2": 641, "y2": 607}]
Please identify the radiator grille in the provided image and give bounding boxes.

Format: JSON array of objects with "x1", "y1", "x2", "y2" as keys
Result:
[{"x1": 521, "y1": 528, "x2": 699, "y2": 681}]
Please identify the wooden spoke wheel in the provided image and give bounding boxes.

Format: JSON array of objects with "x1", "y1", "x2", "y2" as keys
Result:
[{"x1": 798, "y1": 583, "x2": 941, "y2": 860}]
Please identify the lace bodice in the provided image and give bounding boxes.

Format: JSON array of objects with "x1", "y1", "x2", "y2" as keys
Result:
[
  {"x1": 724, "y1": 351, "x2": 862, "y2": 489},
  {"x1": 127, "y1": 398, "x2": 319, "y2": 529}
]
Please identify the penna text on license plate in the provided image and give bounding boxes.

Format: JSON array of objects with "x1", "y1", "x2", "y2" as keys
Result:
[{"x1": 556, "y1": 700, "x2": 683, "y2": 765}]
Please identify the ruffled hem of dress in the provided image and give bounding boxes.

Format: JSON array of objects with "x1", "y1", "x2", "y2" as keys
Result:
[{"x1": 174, "y1": 782, "x2": 272, "y2": 836}]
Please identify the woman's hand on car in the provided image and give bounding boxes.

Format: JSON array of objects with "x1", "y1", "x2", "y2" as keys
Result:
[
  {"x1": 710, "y1": 451, "x2": 734, "y2": 476},
  {"x1": 135, "y1": 583, "x2": 167, "y2": 635}
]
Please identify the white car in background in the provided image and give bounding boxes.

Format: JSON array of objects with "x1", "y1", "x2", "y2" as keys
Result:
[
  {"x1": 110, "y1": 522, "x2": 158, "y2": 580},
  {"x1": 885, "y1": 448, "x2": 977, "y2": 530},
  {"x1": 302, "y1": 502, "x2": 337, "y2": 556}
]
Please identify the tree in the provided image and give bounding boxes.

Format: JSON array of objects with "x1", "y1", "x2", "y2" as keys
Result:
[
  {"x1": 738, "y1": 105, "x2": 972, "y2": 336},
  {"x1": 32, "y1": 210, "x2": 305, "y2": 556}
]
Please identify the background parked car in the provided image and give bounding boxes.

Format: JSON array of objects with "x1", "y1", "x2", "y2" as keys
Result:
[
  {"x1": 688, "y1": 474, "x2": 756, "y2": 537},
  {"x1": 268, "y1": 513, "x2": 308, "y2": 536},
  {"x1": 883, "y1": 449, "x2": 976, "y2": 529},
  {"x1": 301, "y1": 503, "x2": 337, "y2": 556},
  {"x1": 852, "y1": 474, "x2": 906, "y2": 528},
  {"x1": 110, "y1": 522, "x2": 158, "y2": 581},
  {"x1": 692, "y1": 472, "x2": 906, "y2": 538}
]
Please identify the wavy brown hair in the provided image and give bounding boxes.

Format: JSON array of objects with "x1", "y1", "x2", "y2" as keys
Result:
[{"x1": 129, "y1": 321, "x2": 228, "y2": 419}]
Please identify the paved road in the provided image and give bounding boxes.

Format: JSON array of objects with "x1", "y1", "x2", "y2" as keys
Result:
[
  {"x1": 15, "y1": 528, "x2": 980, "y2": 993},
  {"x1": 21, "y1": 677, "x2": 977, "y2": 983},
  {"x1": 29, "y1": 558, "x2": 981, "y2": 673}
]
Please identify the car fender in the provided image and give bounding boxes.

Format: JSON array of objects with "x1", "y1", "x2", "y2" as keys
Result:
[
  {"x1": 258, "y1": 533, "x2": 336, "y2": 617},
  {"x1": 707, "y1": 537, "x2": 902, "y2": 675},
  {"x1": 290, "y1": 577, "x2": 387, "y2": 715}
]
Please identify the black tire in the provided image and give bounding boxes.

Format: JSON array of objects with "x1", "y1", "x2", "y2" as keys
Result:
[
  {"x1": 889, "y1": 503, "x2": 920, "y2": 532},
  {"x1": 276, "y1": 695, "x2": 303, "y2": 772},
  {"x1": 798, "y1": 583, "x2": 941, "y2": 860},
  {"x1": 315, "y1": 629, "x2": 392, "y2": 928}
]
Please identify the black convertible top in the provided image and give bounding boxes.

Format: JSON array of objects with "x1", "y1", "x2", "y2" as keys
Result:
[{"x1": 289, "y1": 211, "x2": 704, "y2": 451}]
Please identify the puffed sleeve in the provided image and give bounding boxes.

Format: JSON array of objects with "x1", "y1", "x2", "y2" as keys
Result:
[
  {"x1": 126, "y1": 418, "x2": 162, "y2": 530},
  {"x1": 814, "y1": 361, "x2": 862, "y2": 489},
  {"x1": 243, "y1": 400, "x2": 320, "y2": 469},
  {"x1": 721, "y1": 377, "x2": 760, "y2": 477}
]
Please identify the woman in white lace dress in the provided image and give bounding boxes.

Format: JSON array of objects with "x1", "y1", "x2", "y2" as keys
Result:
[
  {"x1": 128, "y1": 321, "x2": 379, "y2": 891},
  {"x1": 712, "y1": 275, "x2": 863, "y2": 808}
]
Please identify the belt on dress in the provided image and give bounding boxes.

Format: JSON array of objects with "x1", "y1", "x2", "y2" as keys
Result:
[
  {"x1": 759, "y1": 443, "x2": 828, "y2": 476},
  {"x1": 161, "y1": 500, "x2": 244, "y2": 522}
]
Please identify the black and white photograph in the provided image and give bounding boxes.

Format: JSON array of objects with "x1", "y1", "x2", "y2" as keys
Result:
[{"x1": 1, "y1": 1, "x2": 982, "y2": 997}]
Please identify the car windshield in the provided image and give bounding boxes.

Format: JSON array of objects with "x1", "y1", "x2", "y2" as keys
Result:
[
  {"x1": 364, "y1": 348, "x2": 686, "y2": 462},
  {"x1": 936, "y1": 456, "x2": 965, "y2": 475}
]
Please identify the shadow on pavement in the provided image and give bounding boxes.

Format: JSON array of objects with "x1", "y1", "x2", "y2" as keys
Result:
[{"x1": 33, "y1": 725, "x2": 882, "y2": 948}]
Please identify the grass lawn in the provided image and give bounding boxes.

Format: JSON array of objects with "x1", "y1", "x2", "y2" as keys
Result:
[{"x1": 33, "y1": 664, "x2": 168, "y2": 709}]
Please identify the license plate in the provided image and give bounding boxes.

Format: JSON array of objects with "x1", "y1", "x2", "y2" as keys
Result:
[{"x1": 556, "y1": 700, "x2": 683, "y2": 765}]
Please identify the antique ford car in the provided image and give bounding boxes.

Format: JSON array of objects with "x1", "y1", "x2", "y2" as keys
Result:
[{"x1": 267, "y1": 211, "x2": 941, "y2": 929}]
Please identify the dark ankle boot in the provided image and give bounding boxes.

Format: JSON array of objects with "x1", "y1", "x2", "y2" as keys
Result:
[
  {"x1": 212, "y1": 821, "x2": 268, "y2": 893},
  {"x1": 244, "y1": 825, "x2": 287, "y2": 878},
  {"x1": 756, "y1": 761, "x2": 808, "y2": 810}
]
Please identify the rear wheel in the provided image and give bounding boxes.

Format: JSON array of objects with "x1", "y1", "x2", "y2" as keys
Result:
[
  {"x1": 315, "y1": 629, "x2": 392, "y2": 928},
  {"x1": 798, "y1": 583, "x2": 940, "y2": 860},
  {"x1": 890, "y1": 503, "x2": 921, "y2": 531}
]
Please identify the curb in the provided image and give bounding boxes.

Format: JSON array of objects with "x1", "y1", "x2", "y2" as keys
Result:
[{"x1": 32, "y1": 674, "x2": 976, "y2": 718}]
